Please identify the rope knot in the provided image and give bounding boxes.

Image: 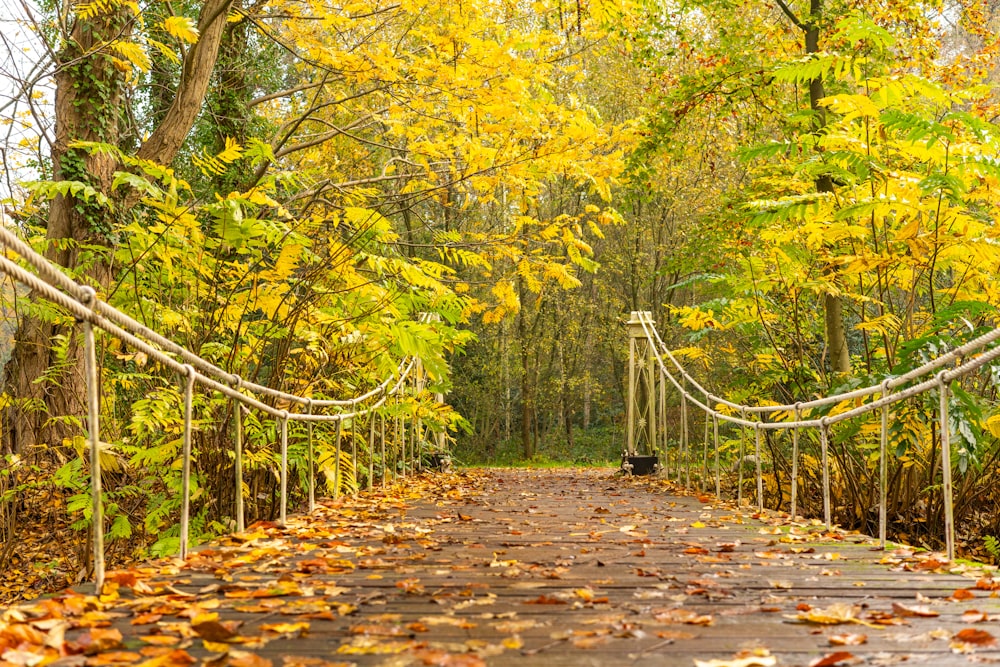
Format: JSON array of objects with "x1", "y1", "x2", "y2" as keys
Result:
[
  {"x1": 79, "y1": 285, "x2": 97, "y2": 308},
  {"x1": 231, "y1": 374, "x2": 243, "y2": 389}
]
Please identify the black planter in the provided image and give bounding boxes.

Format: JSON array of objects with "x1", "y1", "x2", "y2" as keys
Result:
[{"x1": 621, "y1": 454, "x2": 658, "y2": 476}]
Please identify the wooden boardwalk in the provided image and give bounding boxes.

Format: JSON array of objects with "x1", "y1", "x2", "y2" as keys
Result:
[{"x1": 7, "y1": 468, "x2": 1000, "y2": 667}]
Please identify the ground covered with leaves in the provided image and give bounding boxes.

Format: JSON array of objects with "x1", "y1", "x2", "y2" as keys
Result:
[{"x1": 4, "y1": 468, "x2": 1000, "y2": 666}]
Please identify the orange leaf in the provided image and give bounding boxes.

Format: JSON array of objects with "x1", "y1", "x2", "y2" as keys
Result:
[{"x1": 954, "y1": 628, "x2": 997, "y2": 646}]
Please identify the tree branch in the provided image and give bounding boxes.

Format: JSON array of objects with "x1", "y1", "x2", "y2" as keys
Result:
[{"x1": 773, "y1": 0, "x2": 805, "y2": 31}]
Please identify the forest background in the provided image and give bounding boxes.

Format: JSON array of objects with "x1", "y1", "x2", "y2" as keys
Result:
[{"x1": 3, "y1": 0, "x2": 1000, "y2": 599}]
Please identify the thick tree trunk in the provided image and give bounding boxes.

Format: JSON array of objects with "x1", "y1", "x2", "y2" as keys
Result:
[
  {"x1": 4, "y1": 9, "x2": 126, "y2": 454},
  {"x1": 2, "y1": 1, "x2": 234, "y2": 454}
]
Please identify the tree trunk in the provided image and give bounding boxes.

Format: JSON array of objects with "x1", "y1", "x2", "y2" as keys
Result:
[
  {"x1": 3, "y1": 0, "x2": 235, "y2": 454},
  {"x1": 518, "y1": 295, "x2": 534, "y2": 458},
  {"x1": 4, "y1": 8, "x2": 127, "y2": 454},
  {"x1": 803, "y1": 0, "x2": 851, "y2": 375}
]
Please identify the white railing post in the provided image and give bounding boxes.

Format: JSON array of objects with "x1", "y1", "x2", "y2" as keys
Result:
[
  {"x1": 81, "y1": 287, "x2": 104, "y2": 592},
  {"x1": 333, "y1": 418, "x2": 343, "y2": 500},
  {"x1": 938, "y1": 373, "x2": 955, "y2": 560},
  {"x1": 367, "y1": 411, "x2": 375, "y2": 491},
  {"x1": 701, "y1": 413, "x2": 709, "y2": 492},
  {"x1": 179, "y1": 365, "x2": 196, "y2": 559},
  {"x1": 790, "y1": 404, "x2": 800, "y2": 519},
  {"x1": 350, "y1": 410, "x2": 358, "y2": 493},
  {"x1": 279, "y1": 412, "x2": 288, "y2": 525},
  {"x1": 820, "y1": 417, "x2": 831, "y2": 529},
  {"x1": 307, "y1": 400, "x2": 315, "y2": 512},
  {"x1": 231, "y1": 376, "x2": 245, "y2": 532},
  {"x1": 879, "y1": 382, "x2": 889, "y2": 549},
  {"x1": 681, "y1": 385, "x2": 689, "y2": 487},
  {"x1": 738, "y1": 409, "x2": 746, "y2": 506},
  {"x1": 659, "y1": 369, "x2": 668, "y2": 477},
  {"x1": 754, "y1": 424, "x2": 764, "y2": 512},
  {"x1": 712, "y1": 414, "x2": 721, "y2": 497},
  {"x1": 380, "y1": 410, "x2": 387, "y2": 486},
  {"x1": 625, "y1": 312, "x2": 656, "y2": 461}
]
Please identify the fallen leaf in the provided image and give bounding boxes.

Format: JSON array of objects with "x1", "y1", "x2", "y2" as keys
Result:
[
  {"x1": 828, "y1": 633, "x2": 866, "y2": 646},
  {"x1": 890, "y1": 602, "x2": 939, "y2": 618},
  {"x1": 962, "y1": 610, "x2": 989, "y2": 623},
  {"x1": 523, "y1": 595, "x2": 566, "y2": 605},
  {"x1": 192, "y1": 621, "x2": 241, "y2": 642},
  {"x1": 87, "y1": 652, "x2": 143, "y2": 665},
  {"x1": 227, "y1": 651, "x2": 272, "y2": 667},
  {"x1": 789, "y1": 603, "x2": 877, "y2": 627},
  {"x1": 954, "y1": 628, "x2": 997, "y2": 646},
  {"x1": 809, "y1": 652, "x2": 860, "y2": 667},
  {"x1": 693, "y1": 650, "x2": 776, "y2": 667}
]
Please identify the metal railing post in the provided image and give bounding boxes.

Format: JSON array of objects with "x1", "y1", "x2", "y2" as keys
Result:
[
  {"x1": 351, "y1": 412, "x2": 359, "y2": 492},
  {"x1": 820, "y1": 418, "x2": 831, "y2": 529},
  {"x1": 279, "y1": 412, "x2": 288, "y2": 525},
  {"x1": 682, "y1": 387, "x2": 690, "y2": 487},
  {"x1": 232, "y1": 376, "x2": 245, "y2": 532},
  {"x1": 659, "y1": 369, "x2": 668, "y2": 477},
  {"x1": 368, "y1": 411, "x2": 375, "y2": 491},
  {"x1": 712, "y1": 414, "x2": 721, "y2": 497},
  {"x1": 81, "y1": 286, "x2": 104, "y2": 592},
  {"x1": 393, "y1": 410, "x2": 400, "y2": 483},
  {"x1": 333, "y1": 418, "x2": 343, "y2": 500},
  {"x1": 879, "y1": 382, "x2": 889, "y2": 549},
  {"x1": 790, "y1": 404, "x2": 800, "y2": 519},
  {"x1": 307, "y1": 400, "x2": 315, "y2": 512},
  {"x1": 702, "y1": 412, "x2": 709, "y2": 492},
  {"x1": 179, "y1": 365, "x2": 196, "y2": 559},
  {"x1": 380, "y1": 411, "x2": 387, "y2": 486},
  {"x1": 754, "y1": 424, "x2": 764, "y2": 512},
  {"x1": 738, "y1": 410, "x2": 746, "y2": 506},
  {"x1": 627, "y1": 321, "x2": 636, "y2": 457},
  {"x1": 938, "y1": 374, "x2": 955, "y2": 560}
]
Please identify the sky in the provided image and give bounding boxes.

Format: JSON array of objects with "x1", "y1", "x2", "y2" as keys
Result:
[{"x1": 0, "y1": 0, "x2": 52, "y2": 200}]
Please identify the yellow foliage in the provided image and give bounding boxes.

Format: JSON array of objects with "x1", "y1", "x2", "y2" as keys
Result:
[{"x1": 162, "y1": 15, "x2": 199, "y2": 43}]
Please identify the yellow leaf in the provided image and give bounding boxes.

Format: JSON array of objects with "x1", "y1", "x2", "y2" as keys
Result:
[{"x1": 163, "y1": 15, "x2": 200, "y2": 43}]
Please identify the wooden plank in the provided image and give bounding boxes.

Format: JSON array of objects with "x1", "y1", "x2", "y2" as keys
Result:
[{"x1": 41, "y1": 467, "x2": 1000, "y2": 667}]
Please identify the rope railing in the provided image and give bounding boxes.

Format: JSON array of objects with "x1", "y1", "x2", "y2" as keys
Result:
[
  {"x1": 626, "y1": 310, "x2": 1000, "y2": 561},
  {"x1": 0, "y1": 226, "x2": 444, "y2": 592}
]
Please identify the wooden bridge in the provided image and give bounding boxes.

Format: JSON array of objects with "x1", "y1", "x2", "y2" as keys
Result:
[
  {"x1": 5, "y1": 468, "x2": 1000, "y2": 667},
  {"x1": 3, "y1": 230, "x2": 1000, "y2": 666}
]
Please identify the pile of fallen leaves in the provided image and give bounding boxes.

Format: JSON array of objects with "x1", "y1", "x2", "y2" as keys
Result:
[
  {"x1": 0, "y1": 471, "x2": 491, "y2": 667},
  {"x1": 1, "y1": 465, "x2": 93, "y2": 604}
]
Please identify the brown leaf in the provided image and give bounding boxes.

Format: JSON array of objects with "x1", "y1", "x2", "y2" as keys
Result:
[
  {"x1": 139, "y1": 635, "x2": 181, "y2": 646},
  {"x1": 131, "y1": 614, "x2": 163, "y2": 626},
  {"x1": 227, "y1": 651, "x2": 273, "y2": 667},
  {"x1": 523, "y1": 595, "x2": 566, "y2": 605},
  {"x1": 954, "y1": 628, "x2": 997, "y2": 646},
  {"x1": 78, "y1": 628, "x2": 124, "y2": 654},
  {"x1": 572, "y1": 635, "x2": 609, "y2": 649},
  {"x1": 809, "y1": 652, "x2": 859, "y2": 667},
  {"x1": 410, "y1": 649, "x2": 485, "y2": 667},
  {"x1": 951, "y1": 589, "x2": 975, "y2": 601},
  {"x1": 828, "y1": 633, "x2": 866, "y2": 646},
  {"x1": 86, "y1": 652, "x2": 143, "y2": 665},
  {"x1": 890, "y1": 602, "x2": 939, "y2": 618},
  {"x1": 191, "y1": 621, "x2": 241, "y2": 642}
]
